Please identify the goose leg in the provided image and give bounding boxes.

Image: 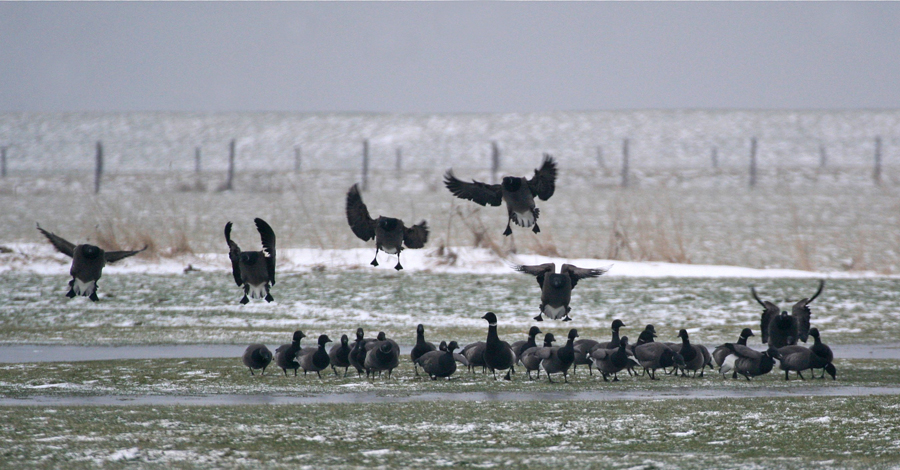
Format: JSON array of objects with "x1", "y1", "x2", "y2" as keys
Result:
[
  {"x1": 394, "y1": 252, "x2": 403, "y2": 271},
  {"x1": 503, "y1": 219, "x2": 513, "y2": 236},
  {"x1": 264, "y1": 284, "x2": 274, "y2": 302},
  {"x1": 798, "y1": 370, "x2": 805, "y2": 380},
  {"x1": 785, "y1": 370, "x2": 790, "y2": 381},
  {"x1": 532, "y1": 222, "x2": 540, "y2": 234},
  {"x1": 249, "y1": 367, "x2": 255, "y2": 376},
  {"x1": 240, "y1": 285, "x2": 250, "y2": 305},
  {"x1": 371, "y1": 247, "x2": 380, "y2": 267},
  {"x1": 89, "y1": 291, "x2": 100, "y2": 302},
  {"x1": 66, "y1": 279, "x2": 76, "y2": 298}
]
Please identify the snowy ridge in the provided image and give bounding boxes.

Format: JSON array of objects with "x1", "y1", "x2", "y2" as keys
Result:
[{"x1": 1, "y1": 243, "x2": 894, "y2": 279}]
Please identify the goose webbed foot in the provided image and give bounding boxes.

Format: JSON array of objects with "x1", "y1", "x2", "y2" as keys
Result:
[
  {"x1": 264, "y1": 293, "x2": 274, "y2": 302},
  {"x1": 240, "y1": 295, "x2": 250, "y2": 305},
  {"x1": 89, "y1": 292, "x2": 99, "y2": 302},
  {"x1": 249, "y1": 368, "x2": 255, "y2": 376},
  {"x1": 532, "y1": 223, "x2": 540, "y2": 234},
  {"x1": 371, "y1": 258, "x2": 379, "y2": 267},
  {"x1": 533, "y1": 314, "x2": 544, "y2": 322},
  {"x1": 66, "y1": 289, "x2": 76, "y2": 298},
  {"x1": 394, "y1": 262, "x2": 403, "y2": 271},
  {"x1": 563, "y1": 315, "x2": 572, "y2": 322},
  {"x1": 503, "y1": 223, "x2": 512, "y2": 236}
]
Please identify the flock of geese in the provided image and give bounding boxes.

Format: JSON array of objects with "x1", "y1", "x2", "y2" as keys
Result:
[
  {"x1": 243, "y1": 280, "x2": 835, "y2": 383},
  {"x1": 31, "y1": 155, "x2": 836, "y2": 384}
]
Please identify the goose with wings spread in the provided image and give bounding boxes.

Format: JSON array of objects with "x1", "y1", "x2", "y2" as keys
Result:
[
  {"x1": 37, "y1": 224, "x2": 146, "y2": 301},
  {"x1": 513, "y1": 263, "x2": 609, "y2": 321},
  {"x1": 345, "y1": 183, "x2": 429, "y2": 270},
  {"x1": 225, "y1": 218, "x2": 276, "y2": 304},
  {"x1": 444, "y1": 154, "x2": 557, "y2": 236},
  {"x1": 752, "y1": 280, "x2": 824, "y2": 348}
]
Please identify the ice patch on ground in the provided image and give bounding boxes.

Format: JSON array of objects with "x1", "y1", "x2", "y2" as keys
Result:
[{"x1": 2, "y1": 243, "x2": 896, "y2": 279}]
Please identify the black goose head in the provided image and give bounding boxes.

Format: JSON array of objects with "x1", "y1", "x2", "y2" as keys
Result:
[
  {"x1": 542, "y1": 333, "x2": 556, "y2": 347},
  {"x1": 528, "y1": 326, "x2": 542, "y2": 338},
  {"x1": 637, "y1": 329, "x2": 656, "y2": 344},
  {"x1": 764, "y1": 347, "x2": 783, "y2": 360},
  {"x1": 81, "y1": 244, "x2": 102, "y2": 259},
  {"x1": 501, "y1": 176, "x2": 522, "y2": 192},
  {"x1": 291, "y1": 330, "x2": 305, "y2": 344},
  {"x1": 645, "y1": 324, "x2": 657, "y2": 335},
  {"x1": 678, "y1": 329, "x2": 689, "y2": 341},
  {"x1": 317, "y1": 334, "x2": 332, "y2": 347},
  {"x1": 438, "y1": 341, "x2": 448, "y2": 352},
  {"x1": 809, "y1": 328, "x2": 821, "y2": 341},
  {"x1": 824, "y1": 363, "x2": 837, "y2": 380},
  {"x1": 611, "y1": 319, "x2": 626, "y2": 331},
  {"x1": 355, "y1": 328, "x2": 365, "y2": 341},
  {"x1": 618, "y1": 336, "x2": 629, "y2": 350},
  {"x1": 377, "y1": 331, "x2": 387, "y2": 341},
  {"x1": 416, "y1": 324, "x2": 425, "y2": 336},
  {"x1": 447, "y1": 341, "x2": 459, "y2": 353},
  {"x1": 776, "y1": 311, "x2": 793, "y2": 326},
  {"x1": 740, "y1": 328, "x2": 755, "y2": 339},
  {"x1": 240, "y1": 251, "x2": 260, "y2": 265},
  {"x1": 340, "y1": 334, "x2": 349, "y2": 346},
  {"x1": 378, "y1": 217, "x2": 400, "y2": 232},
  {"x1": 567, "y1": 329, "x2": 579, "y2": 341},
  {"x1": 481, "y1": 312, "x2": 498, "y2": 326},
  {"x1": 548, "y1": 273, "x2": 568, "y2": 289}
]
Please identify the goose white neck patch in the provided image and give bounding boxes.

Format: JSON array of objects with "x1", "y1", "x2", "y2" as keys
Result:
[{"x1": 488, "y1": 322, "x2": 497, "y2": 327}]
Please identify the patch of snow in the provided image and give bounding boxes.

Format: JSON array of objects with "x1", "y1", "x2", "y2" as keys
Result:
[{"x1": 107, "y1": 447, "x2": 140, "y2": 462}]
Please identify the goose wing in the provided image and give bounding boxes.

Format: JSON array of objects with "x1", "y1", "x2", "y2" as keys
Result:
[
  {"x1": 752, "y1": 286, "x2": 780, "y2": 344},
  {"x1": 443, "y1": 170, "x2": 502, "y2": 207},
  {"x1": 561, "y1": 264, "x2": 609, "y2": 288},
  {"x1": 36, "y1": 224, "x2": 75, "y2": 258},
  {"x1": 255, "y1": 218, "x2": 277, "y2": 285},
  {"x1": 346, "y1": 183, "x2": 377, "y2": 242},
  {"x1": 403, "y1": 220, "x2": 429, "y2": 249},
  {"x1": 104, "y1": 246, "x2": 147, "y2": 263},
  {"x1": 224, "y1": 222, "x2": 243, "y2": 286},
  {"x1": 791, "y1": 280, "x2": 823, "y2": 343},
  {"x1": 512, "y1": 263, "x2": 556, "y2": 289},
  {"x1": 527, "y1": 154, "x2": 557, "y2": 201}
]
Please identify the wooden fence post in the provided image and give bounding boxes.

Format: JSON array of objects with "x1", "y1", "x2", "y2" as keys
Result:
[
  {"x1": 94, "y1": 141, "x2": 103, "y2": 194},
  {"x1": 491, "y1": 141, "x2": 500, "y2": 184},
  {"x1": 361, "y1": 139, "x2": 369, "y2": 191},
  {"x1": 224, "y1": 139, "x2": 235, "y2": 191},
  {"x1": 749, "y1": 137, "x2": 757, "y2": 188},
  {"x1": 621, "y1": 139, "x2": 630, "y2": 188}
]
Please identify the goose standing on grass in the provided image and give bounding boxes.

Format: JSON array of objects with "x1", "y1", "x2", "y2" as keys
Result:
[
  {"x1": 410, "y1": 324, "x2": 437, "y2": 376},
  {"x1": 364, "y1": 340, "x2": 401, "y2": 379},
  {"x1": 536, "y1": 329, "x2": 579, "y2": 383},
  {"x1": 713, "y1": 328, "x2": 754, "y2": 368},
  {"x1": 348, "y1": 328, "x2": 371, "y2": 377},
  {"x1": 590, "y1": 336, "x2": 631, "y2": 382},
  {"x1": 575, "y1": 319, "x2": 626, "y2": 376},
  {"x1": 520, "y1": 333, "x2": 556, "y2": 380},
  {"x1": 225, "y1": 218, "x2": 277, "y2": 304},
  {"x1": 461, "y1": 341, "x2": 487, "y2": 374},
  {"x1": 274, "y1": 330, "x2": 305, "y2": 376},
  {"x1": 241, "y1": 344, "x2": 273, "y2": 376},
  {"x1": 808, "y1": 328, "x2": 836, "y2": 380},
  {"x1": 345, "y1": 183, "x2": 429, "y2": 270},
  {"x1": 753, "y1": 280, "x2": 824, "y2": 347},
  {"x1": 512, "y1": 263, "x2": 609, "y2": 321},
  {"x1": 299, "y1": 334, "x2": 333, "y2": 378},
  {"x1": 674, "y1": 330, "x2": 711, "y2": 377},
  {"x1": 36, "y1": 224, "x2": 146, "y2": 301},
  {"x1": 481, "y1": 312, "x2": 516, "y2": 379},
  {"x1": 634, "y1": 340, "x2": 684, "y2": 380},
  {"x1": 720, "y1": 344, "x2": 782, "y2": 380},
  {"x1": 329, "y1": 334, "x2": 352, "y2": 378},
  {"x1": 511, "y1": 326, "x2": 542, "y2": 362},
  {"x1": 416, "y1": 341, "x2": 468, "y2": 380},
  {"x1": 444, "y1": 154, "x2": 557, "y2": 236}
]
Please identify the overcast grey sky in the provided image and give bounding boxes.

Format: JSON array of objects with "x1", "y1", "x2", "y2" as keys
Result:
[{"x1": 1, "y1": 2, "x2": 898, "y2": 113}]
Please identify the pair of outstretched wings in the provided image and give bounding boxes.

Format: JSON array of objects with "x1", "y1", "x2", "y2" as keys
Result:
[
  {"x1": 345, "y1": 183, "x2": 429, "y2": 248},
  {"x1": 513, "y1": 262, "x2": 609, "y2": 288},
  {"x1": 443, "y1": 154, "x2": 557, "y2": 207},
  {"x1": 224, "y1": 218, "x2": 276, "y2": 286},
  {"x1": 36, "y1": 224, "x2": 146, "y2": 263},
  {"x1": 753, "y1": 280, "x2": 824, "y2": 344}
]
